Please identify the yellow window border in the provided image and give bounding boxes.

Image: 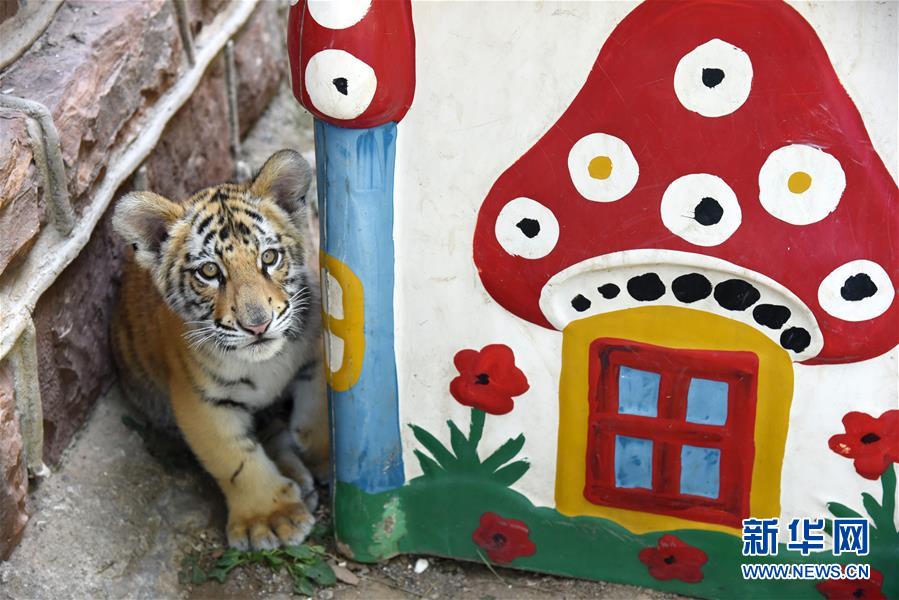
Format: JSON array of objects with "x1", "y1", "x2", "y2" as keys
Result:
[{"x1": 555, "y1": 306, "x2": 793, "y2": 536}]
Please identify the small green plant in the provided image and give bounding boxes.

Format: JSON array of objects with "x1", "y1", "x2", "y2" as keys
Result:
[
  {"x1": 179, "y1": 542, "x2": 336, "y2": 596},
  {"x1": 410, "y1": 408, "x2": 530, "y2": 486},
  {"x1": 824, "y1": 465, "x2": 898, "y2": 596}
]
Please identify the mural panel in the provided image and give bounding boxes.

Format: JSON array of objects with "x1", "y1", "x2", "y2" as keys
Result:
[{"x1": 291, "y1": 1, "x2": 898, "y2": 598}]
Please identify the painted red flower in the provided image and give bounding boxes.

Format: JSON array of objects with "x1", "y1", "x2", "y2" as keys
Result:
[
  {"x1": 471, "y1": 512, "x2": 536, "y2": 564},
  {"x1": 828, "y1": 410, "x2": 899, "y2": 480},
  {"x1": 638, "y1": 535, "x2": 707, "y2": 583},
  {"x1": 817, "y1": 569, "x2": 885, "y2": 600},
  {"x1": 450, "y1": 344, "x2": 529, "y2": 415}
]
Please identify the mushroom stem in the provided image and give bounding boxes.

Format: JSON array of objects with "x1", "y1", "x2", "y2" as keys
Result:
[{"x1": 315, "y1": 119, "x2": 405, "y2": 492}]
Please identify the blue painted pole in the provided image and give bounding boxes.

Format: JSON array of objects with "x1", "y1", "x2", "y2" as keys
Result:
[{"x1": 314, "y1": 120, "x2": 405, "y2": 493}]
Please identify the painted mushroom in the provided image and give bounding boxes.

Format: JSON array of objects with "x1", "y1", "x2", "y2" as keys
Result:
[
  {"x1": 287, "y1": 0, "x2": 417, "y2": 493},
  {"x1": 287, "y1": 0, "x2": 415, "y2": 128},
  {"x1": 473, "y1": 0, "x2": 897, "y2": 365}
]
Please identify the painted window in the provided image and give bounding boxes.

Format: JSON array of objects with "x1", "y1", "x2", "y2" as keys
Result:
[{"x1": 584, "y1": 339, "x2": 758, "y2": 528}]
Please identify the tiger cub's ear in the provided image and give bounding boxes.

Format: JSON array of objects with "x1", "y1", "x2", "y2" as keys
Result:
[
  {"x1": 250, "y1": 149, "x2": 312, "y2": 216},
  {"x1": 113, "y1": 191, "x2": 184, "y2": 269}
]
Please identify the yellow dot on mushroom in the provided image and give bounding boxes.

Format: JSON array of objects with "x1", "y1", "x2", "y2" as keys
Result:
[
  {"x1": 588, "y1": 155, "x2": 613, "y2": 180},
  {"x1": 787, "y1": 171, "x2": 812, "y2": 194}
]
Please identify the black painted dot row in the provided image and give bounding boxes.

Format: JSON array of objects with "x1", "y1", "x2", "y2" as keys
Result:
[{"x1": 569, "y1": 272, "x2": 811, "y2": 353}]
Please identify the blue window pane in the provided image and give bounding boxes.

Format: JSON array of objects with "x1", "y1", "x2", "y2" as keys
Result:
[
  {"x1": 615, "y1": 436, "x2": 653, "y2": 489},
  {"x1": 686, "y1": 378, "x2": 728, "y2": 425},
  {"x1": 618, "y1": 366, "x2": 660, "y2": 417},
  {"x1": 680, "y1": 445, "x2": 721, "y2": 498}
]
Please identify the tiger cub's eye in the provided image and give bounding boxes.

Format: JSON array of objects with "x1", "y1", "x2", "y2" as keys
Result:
[
  {"x1": 261, "y1": 249, "x2": 278, "y2": 266},
  {"x1": 199, "y1": 262, "x2": 220, "y2": 279}
]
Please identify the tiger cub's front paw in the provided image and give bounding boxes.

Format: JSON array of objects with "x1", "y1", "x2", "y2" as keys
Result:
[
  {"x1": 264, "y1": 428, "x2": 320, "y2": 512},
  {"x1": 226, "y1": 479, "x2": 315, "y2": 550}
]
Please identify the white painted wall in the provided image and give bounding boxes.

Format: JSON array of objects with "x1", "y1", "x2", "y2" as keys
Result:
[
  {"x1": 781, "y1": 351, "x2": 898, "y2": 542},
  {"x1": 392, "y1": 1, "x2": 898, "y2": 521}
]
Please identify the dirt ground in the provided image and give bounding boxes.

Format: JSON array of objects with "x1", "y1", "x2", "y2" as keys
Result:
[{"x1": 0, "y1": 387, "x2": 678, "y2": 600}]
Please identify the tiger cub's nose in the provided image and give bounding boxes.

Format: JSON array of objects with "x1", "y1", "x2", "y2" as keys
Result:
[{"x1": 239, "y1": 317, "x2": 271, "y2": 336}]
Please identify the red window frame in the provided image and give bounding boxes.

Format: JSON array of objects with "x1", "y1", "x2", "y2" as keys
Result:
[{"x1": 584, "y1": 338, "x2": 759, "y2": 528}]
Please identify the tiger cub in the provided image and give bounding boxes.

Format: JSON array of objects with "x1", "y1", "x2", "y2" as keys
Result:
[{"x1": 111, "y1": 150, "x2": 328, "y2": 550}]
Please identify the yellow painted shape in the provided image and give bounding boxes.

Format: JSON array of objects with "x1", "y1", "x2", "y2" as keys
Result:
[
  {"x1": 321, "y1": 253, "x2": 364, "y2": 392},
  {"x1": 555, "y1": 306, "x2": 793, "y2": 537},
  {"x1": 588, "y1": 155, "x2": 613, "y2": 180},
  {"x1": 787, "y1": 171, "x2": 812, "y2": 194}
]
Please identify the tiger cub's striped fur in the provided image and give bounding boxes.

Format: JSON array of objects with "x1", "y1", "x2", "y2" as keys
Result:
[{"x1": 111, "y1": 150, "x2": 327, "y2": 550}]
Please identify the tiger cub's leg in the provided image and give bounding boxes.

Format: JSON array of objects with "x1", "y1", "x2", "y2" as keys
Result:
[
  {"x1": 169, "y1": 382, "x2": 314, "y2": 550},
  {"x1": 262, "y1": 421, "x2": 319, "y2": 512},
  {"x1": 288, "y1": 359, "x2": 330, "y2": 483}
]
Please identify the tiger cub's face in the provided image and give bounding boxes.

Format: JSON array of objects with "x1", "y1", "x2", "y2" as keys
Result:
[{"x1": 114, "y1": 150, "x2": 315, "y2": 362}]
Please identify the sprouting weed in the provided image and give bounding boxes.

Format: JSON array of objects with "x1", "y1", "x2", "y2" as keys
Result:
[{"x1": 178, "y1": 542, "x2": 337, "y2": 596}]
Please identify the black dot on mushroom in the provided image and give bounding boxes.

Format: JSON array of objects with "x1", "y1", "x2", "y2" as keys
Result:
[
  {"x1": 702, "y1": 67, "x2": 725, "y2": 88},
  {"x1": 714, "y1": 279, "x2": 760, "y2": 311},
  {"x1": 332, "y1": 77, "x2": 349, "y2": 96},
  {"x1": 597, "y1": 283, "x2": 620, "y2": 299},
  {"x1": 627, "y1": 273, "x2": 665, "y2": 302},
  {"x1": 840, "y1": 273, "x2": 878, "y2": 301},
  {"x1": 672, "y1": 273, "x2": 712, "y2": 303},
  {"x1": 515, "y1": 218, "x2": 541, "y2": 239},
  {"x1": 571, "y1": 294, "x2": 592, "y2": 312},
  {"x1": 694, "y1": 197, "x2": 724, "y2": 226},
  {"x1": 780, "y1": 327, "x2": 811, "y2": 353},
  {"x1": 752, "y1": 304, "x2": 791, "y2": 329}
]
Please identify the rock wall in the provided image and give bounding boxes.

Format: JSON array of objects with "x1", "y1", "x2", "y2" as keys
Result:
[
  {"x1": 0, "y1": 362, "x2": 28, "y2": 560},
  {"x1": 0, "y1": 0, "x2": 290, "y2": 557},
  {"x1": 0, "y1": 114, "x2": 41, "y2": 275}
]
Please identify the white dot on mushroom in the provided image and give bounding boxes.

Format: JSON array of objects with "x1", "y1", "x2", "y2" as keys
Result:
[
  {"x1": 674, "y1": 38, "x2": 753, "y2": 118},
  {"x1": 759, "y1": 144, "x2": 845, "y2": 225},
  {"x1": 568, "y1": 133, "x2": 639, "y2": 203},
  {"x1": 304, "y1": 49, "x2": 378, "y2": 120}
]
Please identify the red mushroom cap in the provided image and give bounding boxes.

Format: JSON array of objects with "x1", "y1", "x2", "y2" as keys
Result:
[
  {"x1": 288, "y1": 0, "x2": 415, "y2": 128},
  {"x1": 473, "y1": 0, "x2": 897, "y2": 364}
]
